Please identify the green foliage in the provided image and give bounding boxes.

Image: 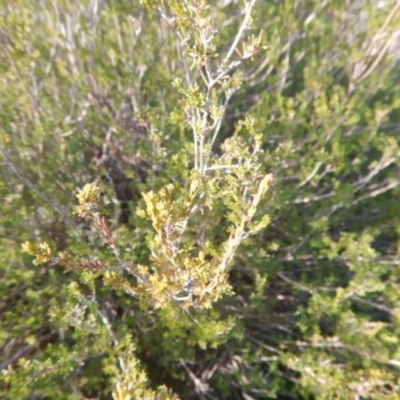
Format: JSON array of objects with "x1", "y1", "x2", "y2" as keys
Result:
[{"x1": 1, "y1": 0, "x2": 400, "y2": 399}]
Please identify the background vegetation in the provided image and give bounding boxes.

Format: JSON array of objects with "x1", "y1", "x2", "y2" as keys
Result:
[{"x1": 1, "y1": 0, "x2": 400, "y2": 399}]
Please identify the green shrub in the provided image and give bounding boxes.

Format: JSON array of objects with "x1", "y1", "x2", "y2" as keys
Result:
[{"x1": 1, "y1": 0, "x2": 399, "y2": 398}]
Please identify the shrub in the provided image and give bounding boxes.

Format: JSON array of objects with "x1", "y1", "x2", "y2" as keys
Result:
[{"x1": 1, "y1": 0, "x2": 399, "y2": 398}]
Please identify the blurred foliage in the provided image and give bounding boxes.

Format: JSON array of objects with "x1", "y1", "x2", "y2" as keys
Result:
[{"x1": 1, "y1": 0, "x2": 400, "y2": 399}]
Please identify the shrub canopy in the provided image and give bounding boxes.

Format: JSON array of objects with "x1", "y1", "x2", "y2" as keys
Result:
[{"x1": 1, "y1": 0, "x2": 400, "y2": 399}]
